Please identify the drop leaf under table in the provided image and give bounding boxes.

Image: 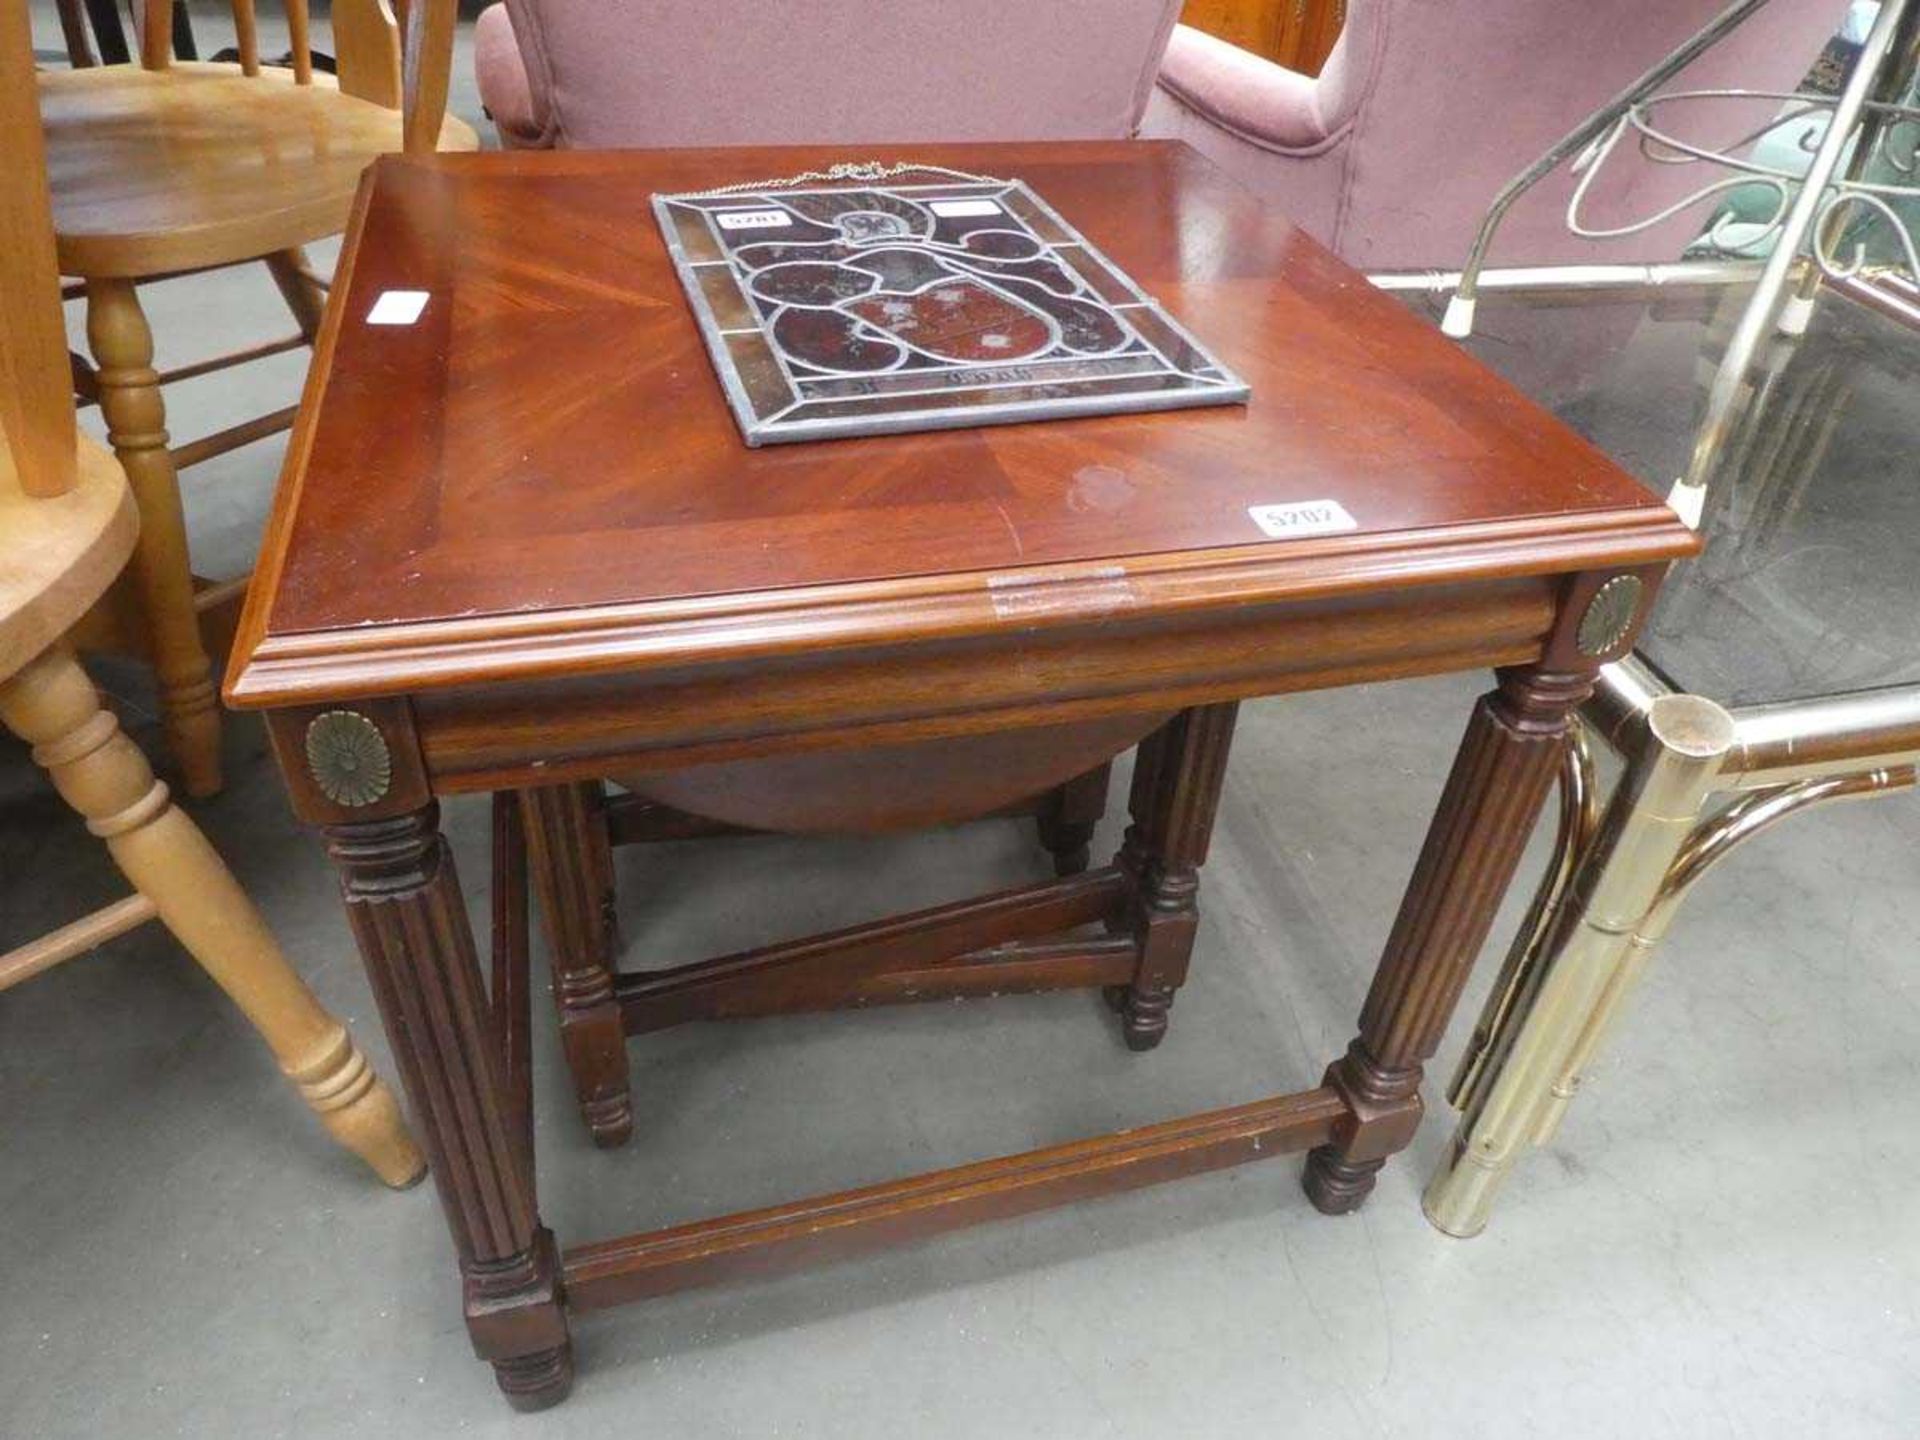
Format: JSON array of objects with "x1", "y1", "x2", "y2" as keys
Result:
[{"x1": 224, "y1": 141, "x2": 1696, "y2": 1409}]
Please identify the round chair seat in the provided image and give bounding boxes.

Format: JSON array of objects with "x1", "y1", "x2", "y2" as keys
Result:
[
  {"x1": 1, "y1": 437, "x2": 137, "y2": 684},
  {"x1": 39, "y1": 63, "x2": 477, "y2": 278}
]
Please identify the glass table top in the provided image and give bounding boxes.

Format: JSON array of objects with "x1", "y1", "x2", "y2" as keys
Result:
[{"x1": 1448, "y1": 281, "x2": 1920, "y2": 709}]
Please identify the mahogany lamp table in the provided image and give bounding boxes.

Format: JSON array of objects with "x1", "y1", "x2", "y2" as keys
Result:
[{"x1": 224, "y1": 142, "x2": 1697, "y2": 1409}]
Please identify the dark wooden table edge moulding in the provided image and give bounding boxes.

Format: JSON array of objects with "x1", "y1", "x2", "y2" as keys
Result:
[
  {"x1": 223, "y1": 142, "x2": 1699, "y2": 1410},
  {"x1": 226, "y1": 509, "x2": 1686, "y2": 709}
]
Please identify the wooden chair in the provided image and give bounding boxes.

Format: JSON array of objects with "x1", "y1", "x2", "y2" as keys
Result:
[
  {"x1": 1, "y1": 0, "x2": 426, "y2": 1188},
  {"x1": 39, "y1": 0, "x2": 476, "y2": 797}
]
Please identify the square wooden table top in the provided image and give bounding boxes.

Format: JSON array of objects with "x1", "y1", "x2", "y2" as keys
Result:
[{"x1": 227, "y1": 141, "x2": 1694, "y2": 709}]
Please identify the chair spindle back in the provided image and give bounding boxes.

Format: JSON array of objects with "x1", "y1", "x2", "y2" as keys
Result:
[
  {"x1": 120, "y1": 0, "x2": 444, "y2": 139},
  {"x1": 136, "y1": 0, "x2": 313, "y2": 79}
]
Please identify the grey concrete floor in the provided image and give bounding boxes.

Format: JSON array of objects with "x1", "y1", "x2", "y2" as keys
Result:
[{"x1": 7, "y1": 8, "x2": 1920, "y2": 1439}]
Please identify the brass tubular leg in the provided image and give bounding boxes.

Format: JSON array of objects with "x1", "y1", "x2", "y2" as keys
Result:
[
  {"x1": 1530, "y1": 765, "x2": 1918, "y2": 1150},
  {"x1": 1423, "y1": 692, "x2": 1735, "y2": 1238}
]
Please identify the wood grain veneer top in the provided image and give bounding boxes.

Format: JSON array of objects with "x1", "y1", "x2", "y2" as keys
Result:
[{"x1": 229, "y1": 142, "x2": 1693, "y2": 705}]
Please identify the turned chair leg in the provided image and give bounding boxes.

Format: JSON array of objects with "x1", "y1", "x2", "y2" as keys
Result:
[
  {"x1": 1106, "y1": 706, "x2": 1238, "y2": 1051},
  {"x1": 0, "y1": 644, "x2": 423, "y2": 1188},
  {"x1": 85, "y1": 277, "x2": 222, "y2": 797},
  {"x1": 523, "y1": 782, "x2": 632, "y2": 1147},
  {"x1": 265, "y1": 248, "x2": 329, "y2": 341}
]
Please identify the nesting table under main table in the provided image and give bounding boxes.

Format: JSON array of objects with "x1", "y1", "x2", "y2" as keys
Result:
[{"x1": 224, "y1": 142, "x2": 1697, "y2": 1409}]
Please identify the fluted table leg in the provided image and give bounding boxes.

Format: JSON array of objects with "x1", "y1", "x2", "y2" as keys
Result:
[
  {"x1": 1109, "y1": 705, "x2": 1239, "y2": 1051},
  {"x1": 1304, "y1": 665, "x2": 1593, "y2": 1214},
  {"x1": 326, "y1": 804, "x2": 573, "y2": 1411},
  {"x1": 1036, "y1": 762, "x2": 1111, "y2": 877},
  {"x1": 522, "y1": 782, "x2": 632, "y2": 1147}
]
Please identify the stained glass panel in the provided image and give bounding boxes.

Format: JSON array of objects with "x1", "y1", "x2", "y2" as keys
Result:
[{"x1": 653, "y1": 178, "x2": 1249, "y2": 446}]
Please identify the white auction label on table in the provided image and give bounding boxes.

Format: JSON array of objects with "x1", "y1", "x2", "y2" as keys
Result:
[
  {"x1": 366, "y1": 290, "x2": 430, "y2": 325},
  {"x1": 1247, "y1": 500, "x2": 1359, "y2": 539}
]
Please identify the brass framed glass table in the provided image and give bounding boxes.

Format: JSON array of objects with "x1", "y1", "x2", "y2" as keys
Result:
[{"x1": 1420, "y1": 271, "x2": 1920, "y2": 1237}]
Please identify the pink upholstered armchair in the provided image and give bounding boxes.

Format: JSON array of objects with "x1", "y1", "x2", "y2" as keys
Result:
[
  {"x1": 474, "y1": 0, "x2": 1183, "y2": 149},
  {"x1": 1142, "y1": 0, "x2": 1847, "y2": 270}
]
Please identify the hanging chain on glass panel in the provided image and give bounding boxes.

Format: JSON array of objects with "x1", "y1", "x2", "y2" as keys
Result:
[{"x1": 677, "y1": 162, "x2": 1013, "y2": 199}]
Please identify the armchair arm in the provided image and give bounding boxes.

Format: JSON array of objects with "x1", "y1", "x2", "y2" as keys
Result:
[
  {"x1": 1154, "y1": 23, "x2": 1349, "y2": 156},
  {"x1": 474, "y1": 2, "x2": 543, "y2": 146}
]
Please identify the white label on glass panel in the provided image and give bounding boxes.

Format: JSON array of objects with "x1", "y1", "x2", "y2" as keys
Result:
[
  {"x1": 1248, "y1": 500, "x2": 1359, "y2": 539},
  {"x1": 930, "y1": 199, "x2": 1005, "y2": 218},
  {"x1": 716, "y1": 209, "x2": 792, "y2": 231},
  {"x1": 366, "y1": 290, "x2": 429, "y2": 326}
]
